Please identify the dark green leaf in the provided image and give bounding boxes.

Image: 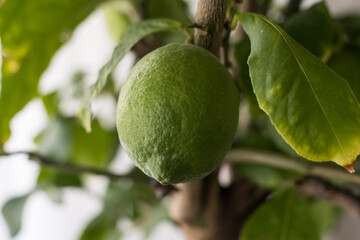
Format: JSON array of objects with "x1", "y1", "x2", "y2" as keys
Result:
[
  {"x1": 234, "y1": 37, "x2": 263, "y2": 116},
  {"x1": 309, "y1": 199, "x2": 339, "y2": 234},
  {"x1": 338, "y1": 16, "x2": 360, "y2": 45},
  {"x1": 80, "y1": 213, "x2": 120, "y2": 240},
  {"x1": 0, "y1": 0, "x2": 106, "y2": 143},
  {"x1": 146, "y1": 0, "x2": 192, "y2": 44},
  {"x1": 41, "y1": 92, "x2": 59, "y2": 116},
  {"x1": 284, "y1": 2, "x2": 335, "y2": 59},
  {"x1": 2, "y1": 193, "x2": 31, "y2": 237},
  {"x1": 38, "y1": 169, "x2": 82, "y2": 188},
  {"x1": 235, "y1": 164, "x2": 300, "y2": 189},
  {"x1": 71, "y1": 120, "x2": 118, "y2": 168},
  {"x1": 147, "y1": 0, "x2": 191, "y2": 24},
  {"x1": 237, "y1": 13, "x2": 360, "y2": 167},
  {"x1": 328, "y1": 45, "x2": 360, "y2": 101},
  {"x1": 233, "y1": 117, "x2": 279, "y2": 151},
  {"x1": 78, "y1": 18, "x2": 183, "y2": 132},
  {"x1": 241, "y1": 188, "x2": 320, "y2": 240},
  {"x1": 36, "y1": 116, "x2": 118, "y2": 169}
]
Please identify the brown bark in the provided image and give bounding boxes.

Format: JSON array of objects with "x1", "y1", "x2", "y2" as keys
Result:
[
  {"x1": 194, "y1": 0, "x2": 229, "y2": 58},
  {"x1": 297, "y1": 176, "x2": 360, "y2": 220},
  {"x1": 170, "y1": 171, "x2": 268, "y2": 240}
]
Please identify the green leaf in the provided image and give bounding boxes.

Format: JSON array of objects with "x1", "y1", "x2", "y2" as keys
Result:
[
  {"x1": 80, "y1": 179, "x2": 165, "y2": 239},
  {"x1": 2, "y1": 193, "x2": 31, "y2": 237},
  {"x1": 104, "y1": 180, "x2": 157, "y2": 219},
  {"x1": 147, "y1": 0, "x2": 191, "y2": 25},
  {"x1": 78, "y1": 18, "x2": 183, "y2": 132},
  {"x1": 237, "y1": 13, "x2": 360, "y2": 168},
  {"x1": 241, "y1": 188, "x2": 320, "y2": 240},
  {"x1": 71, "y1": 120, "x2": 118, "y2": 168},
  {"x1": 233, "y1": 117, "x2": 279, "y2": 151},
  {"x1": 328, "y1": 45, "x2": 360, "y2": 101},
  {"x1": 338, "y1": 16, "x2": 360, "y2": 45},
  {"x1": 146, "y1": 0, "x2": 192, "y2": 44},
  {"x1": 0, "y1": 0, "x2": 106, "y2": 144},
  {"x1": 36, "y1": 116, "x2": 118, "y2": 178},
  {"x1": 36, "y1": 117, "x2": 73, "y2": 161},
  {"x1": 235, "y1": 164, "x2": 301, "y2": 189},
  {"x1": 284, "y1": 2, "x2": 335, "y2": 59},
  {"x1": 309, "y1": 199, "x2": 339, "y2": 234},
  {"x1": 104, "y1": 4, "x2": 132, "y2": 44},
  {"x1": 38, "y1": 169, "x2": 82, "y2": 188},
  {"x1": 80, "y1": 213, "x2": 120, "y2": 240},
  {"x1": 41, "y1": 92, "x2": 59, "y2": 116},
  {"x1": 234, "y1": 37, "x2": 263, "y2": 116},
  {"x1": 142, "y1": 203, "x2": 168, "y2": 237}
]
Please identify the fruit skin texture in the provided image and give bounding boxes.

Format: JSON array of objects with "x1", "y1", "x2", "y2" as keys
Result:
[{"x1": 117, "y1": 43, "x2": 240, "y2": 184}]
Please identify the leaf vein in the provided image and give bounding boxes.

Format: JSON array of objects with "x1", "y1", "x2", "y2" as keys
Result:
[{"x1": 257, "y1": 15, "x2": 347, "y2": 159}]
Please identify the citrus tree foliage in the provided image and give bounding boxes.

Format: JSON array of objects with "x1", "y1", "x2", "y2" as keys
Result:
[
  {"x1": 238, "y1": 12, "x2": 360, "y2": 167},
  {"x1": 0, "y1": 0, "x2": 107, "y2": 143},
  {"x1": 1, "y1": 0, "x2": 360, "y2": 239}
]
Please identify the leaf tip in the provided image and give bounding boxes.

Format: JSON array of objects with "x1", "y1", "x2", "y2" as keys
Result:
[
  {"x1": 344, "y1": 163, "x2": 355, "y2": 173},
  {"x1": 77, "y1": 108, "x2": 92, "y2": 133}
]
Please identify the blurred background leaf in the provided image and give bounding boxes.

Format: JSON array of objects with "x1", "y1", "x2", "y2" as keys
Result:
[
  {"x1": 328, "y1": 45, "x2": 360, "y2": 101},
  {"x1": 145, "y1": 0, "x2": 192, "y2": 44},
  {"x1": 0, "y1": 0, "x2": 107, "y2": 144},
  {"x1": 81, "y1": 179, "x2": 168, "y2": 239},
  {"x1": 80, "y1": 213, "x2": 121, "y2": 240},
  {"x1": 241, "y1": 188, "x2": 320, "y2": 240},
  {"x1": 1, "y1": 193, "x2": 31, "y2": 237},
  {"x1": 337, "y1": 16, "x2": 360, "y2": 45},
  {"x1": 104, "y1": 3, "x2": 133, "y2": 44},
  {"x1": 35, "y1": 116, "x2": 118, "y2": 191},
  {"x1": 234, "y1": 164, "x2": 301, "y2": 189},
  {"x1": 284, "y1": 2, "x2": 335, "y2": 59},
  {"x1": 234, "y1": 37, "x2": 263, "y2": 117},
  {"x1": 309, "y1": 199, "x2": 340, "y2": 234}
]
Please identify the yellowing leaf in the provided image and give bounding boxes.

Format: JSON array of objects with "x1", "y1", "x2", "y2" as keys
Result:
[{"x1": 237, "y1": 13, "x2": 360, "y2": 168}]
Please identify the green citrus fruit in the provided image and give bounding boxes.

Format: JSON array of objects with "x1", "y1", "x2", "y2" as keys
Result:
[{"x1": 116, "y1": 43, "x2": 240, "y2": 184}]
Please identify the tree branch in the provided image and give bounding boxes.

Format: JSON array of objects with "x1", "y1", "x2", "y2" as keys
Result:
[
  {"x1": 194, "y1": 0, "x2": 229, "y2": 57},
  {"x1": 0, "y1": 151, "x2": 134, "y2": 180},
  {"x1": 225, "y1": 149, "x2": 360, "y2": 185},
  {"x1": 297, "y1": 176, "x2": 360, "y2": 220},
  {"x1": 5, "y1": 148, "x2": 360, "y2": 187}
]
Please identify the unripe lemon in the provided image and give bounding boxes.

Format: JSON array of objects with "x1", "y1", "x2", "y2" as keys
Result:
[{"x1": 117, "y1": 43, "x2": 240, "y2": 184}]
